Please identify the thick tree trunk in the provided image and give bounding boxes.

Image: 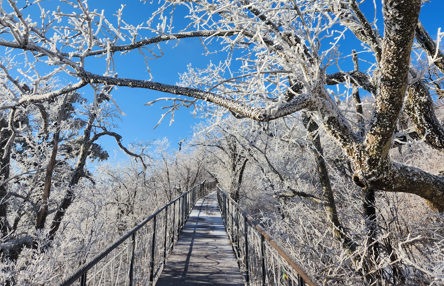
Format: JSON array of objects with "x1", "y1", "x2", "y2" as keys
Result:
[
  {"x1": 317, "y1": 0, "x2": 444, "y2": 212},
  {"x1": 351, "y1": 0, "x2": 421, "y2": 184}
]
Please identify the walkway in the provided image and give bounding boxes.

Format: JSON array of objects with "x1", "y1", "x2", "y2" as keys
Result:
[{"x1": 156, "y1": 192, "x2": 245, "y2": 286}]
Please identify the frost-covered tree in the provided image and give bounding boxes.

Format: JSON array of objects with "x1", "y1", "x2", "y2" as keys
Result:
[
  {"x1": 192, "y1": 121, "x2": 249, "y2": 202},
  {"x1": 1, "y1": 0, "x2": 443, "y2": 211},
  {"x1": 143, "y1": 138, "x2": 208, "y2": 201},
  {"x1": 1, "y1": 0, "x2": 444, "y2": 284},
  {"x1": 189, "y1": 102, "x2": 444, "y2": 284},
  {"x1": 0, "y1": 73, "x2": 148, "y2": 266}
]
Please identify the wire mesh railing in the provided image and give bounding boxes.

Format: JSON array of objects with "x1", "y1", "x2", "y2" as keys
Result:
[
  {"x1": 217, "y1": 187, "x2": 321, "y2": 286},
  {"x1": 60, "y1": 181, "x2": 217, "y2": 286}
]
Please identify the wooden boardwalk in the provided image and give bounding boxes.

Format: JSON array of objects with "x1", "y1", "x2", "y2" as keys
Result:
[{"x1": 156, "y1": 192, "x2": 245, "y2": 286}]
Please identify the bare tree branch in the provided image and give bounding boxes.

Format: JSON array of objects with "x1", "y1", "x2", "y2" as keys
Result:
[
  {"x1": 91, "y1": 131, "x2": 148, "y2": 169},
  {"x1": 415, "y1": 20, "x2": 444, "y2": 74},
  {"x1": 276, "y1": 188, "x2": 323, "y2": 205},
  {"x1": 59, "y1": 30, "x2": 243, "y2": 57}
]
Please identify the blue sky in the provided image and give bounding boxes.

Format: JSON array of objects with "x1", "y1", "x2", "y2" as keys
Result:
[
  {"x1": 90, "y1": 0, "x2": 444, "y2": 162},
  {"x1": 7, "y1": 0, "x2": 444, "y2": 163},
  {"x1": 73, "y1": 1, "x2": 223, "y2": 159},
  {"x1": 103, "y1": 0, "x2": 443, "y2": 160}
]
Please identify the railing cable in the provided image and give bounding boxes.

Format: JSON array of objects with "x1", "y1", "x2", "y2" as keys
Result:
[
  {"x1": 60, "y1": 181, "x2": 216, "y2": 286},
  {"x1": 217, "y1": 187, "x2": 321, "y2": 286}
]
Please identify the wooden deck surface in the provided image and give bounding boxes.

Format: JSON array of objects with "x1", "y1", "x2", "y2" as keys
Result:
[{"x1": 156, "y1": 192, "x2": 245, "y2": 286}]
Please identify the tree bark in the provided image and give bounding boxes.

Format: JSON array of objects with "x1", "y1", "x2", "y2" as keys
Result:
[
  {"x1": 302, "y1": 113, "x2": 356, "y2": 252},
  {"x1": 48, "y1": 107, "x2": 95, "y2": 240},
  {"x1": 230, "y1": 157, "x2": 248, "y2": 203},
  {"x1": 415, "y1": 21, "x2": 444, "y2": 74},
  {"x1": 48, "y1": 108, "x2": 145, "y2": 240},
  {"x1": 352, "y1": 50, "x2": 379, "y2": 270},
  {"x1": 35, "y1": 97, "x2": 67, "y2": 230},
  {"x1": 0, "y1": 118, "x2": 12, "y2": 237}
]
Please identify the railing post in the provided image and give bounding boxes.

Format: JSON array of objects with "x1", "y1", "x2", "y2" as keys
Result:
[
  {"x1": 163, "y1": 204, "x2": 169, "y2": 265},
  {"x1": 299, "y1": 275, "x2": 306, "y2": 286},
  {"x1": 172, "y1": 200, "x2": 176, "y2": 247},
  {"x1": 236, "y1": 207, "x2": 240, "y2": 258},
  {"x1": 129, "y1": 232, "x2": 136, "y2": 286},
  {"x1": 150, "y1": 216, "x2": 157, "y2": 285},
  {"x1": 261, "y1": 233, "x2": 266, "y2": 286},
  {"x1": 80, "y1": 272, "x2": 87, "y2": 286},
  {"x1": 182, "y1": 194, "x2": 185, "y2": 225},
  {"x1": 182, "y1": 194, "x2": 185, "y2": 226},
  {"x1": 179, "y1": 196, "x2": 182, "y2": 229},
  {"x1": 227, "y1": 199, "x2": 231, "y2": 235},
  {"x1": 227, "y1": 199, "x2": 230, "y2": 234},
  {"x1": 244, "y1": 215, "x2": 250, "y2": 284},
  {"x1": 223, "y1": 194, "x2": 227, "y2": 225},
  {"x1": 230, "y1": 202, "x2": 234, "y2": 240},
  {"x1": 183, "y1": 193, "x2": 185, "y2": 222},
  {"x1": 231, "y1": 204, "x2": 236, "y2": 247},
  {"x1": 185, "y1": 192, "x2": 187, "y2": 217}
]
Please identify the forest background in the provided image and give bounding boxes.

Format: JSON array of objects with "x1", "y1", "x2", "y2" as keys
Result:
[{"x1": 0, "y1": 0, "x2": 444, "y2": 285}]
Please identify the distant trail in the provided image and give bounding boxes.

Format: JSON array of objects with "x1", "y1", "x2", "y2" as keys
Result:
[{"x1": 156, "y1": 192, "x2": 245, "y2": 286}]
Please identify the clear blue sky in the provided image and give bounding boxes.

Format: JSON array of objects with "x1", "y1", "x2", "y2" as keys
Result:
[
  {"x1": 91, "y1": 0, "x2": 444, "y2": 162},
  {"x1": 73, "y1": 1, "x2": 226, "y2": 159},
  {"x1": 11, "y1": 0, "x2": 444, "y2": 163}
]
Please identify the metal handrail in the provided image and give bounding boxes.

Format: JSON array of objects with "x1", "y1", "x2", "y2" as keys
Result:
[
  {"x1": 217, "y1": 187, "x2": 321, "y2": 286},
  {"x1": 60, "y1": 181, "x2": 216, "y2": 286}
]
